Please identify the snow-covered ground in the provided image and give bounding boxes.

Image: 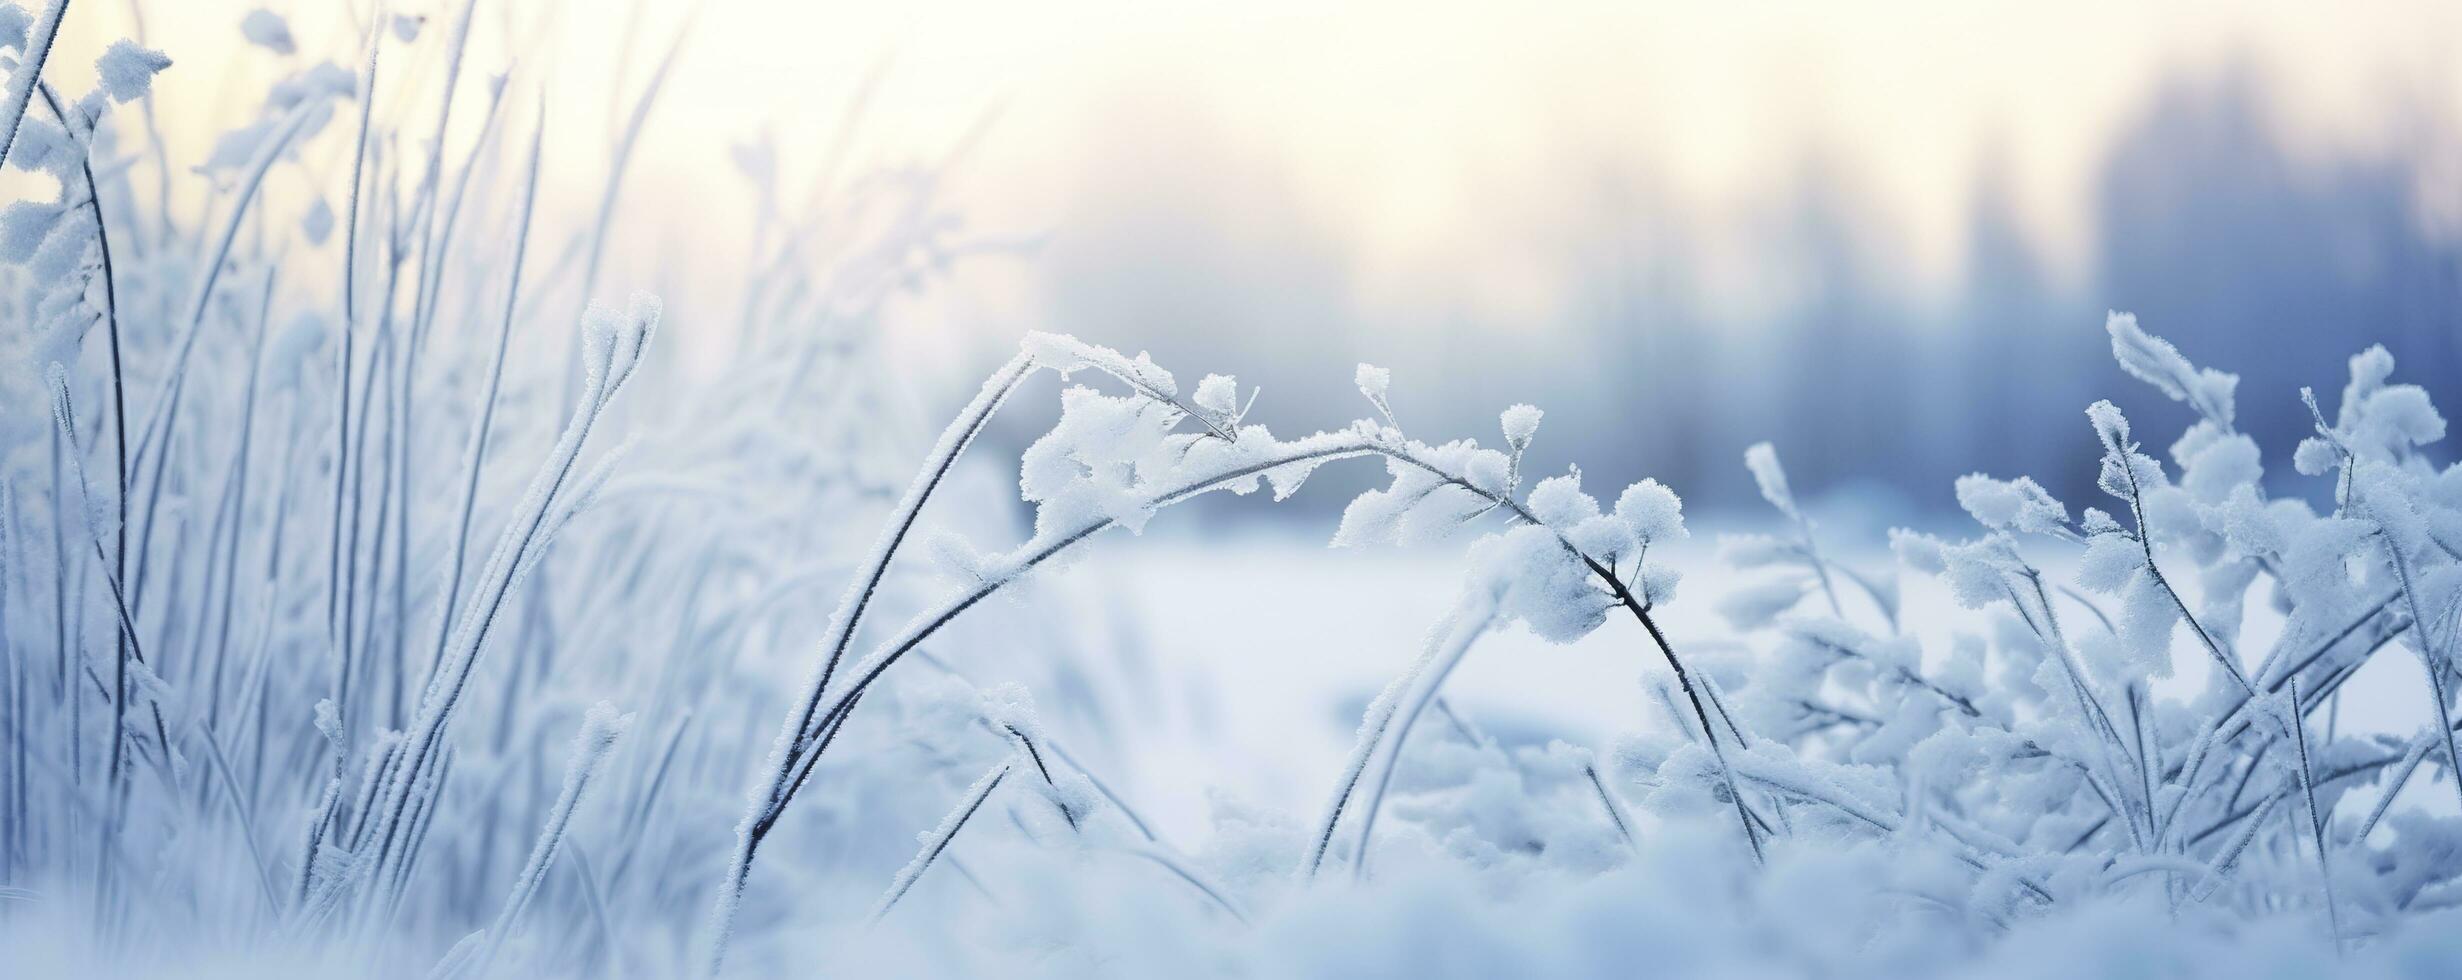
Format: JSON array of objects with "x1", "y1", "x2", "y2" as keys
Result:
[{"x1": 964, "y1": 520, "x2": 2447, "y2": 846}]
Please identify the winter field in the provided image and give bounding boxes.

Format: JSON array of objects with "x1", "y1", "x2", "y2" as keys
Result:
[{"x1": 11, "y1": 3, "x2": 2462, "y2": 978}]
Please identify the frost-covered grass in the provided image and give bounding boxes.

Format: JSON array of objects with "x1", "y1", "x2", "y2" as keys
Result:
[{"x1": 9, "y1": 5, "x2": 2462, "y2": 979}]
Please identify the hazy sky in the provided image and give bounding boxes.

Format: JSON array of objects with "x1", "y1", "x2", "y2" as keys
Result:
[{"x1": 52, "y1": 1, "x2": 2462, "y2": 337}]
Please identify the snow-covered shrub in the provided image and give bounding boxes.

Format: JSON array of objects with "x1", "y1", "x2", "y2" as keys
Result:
[{"x1": 1679, "y1": 313, "x2": 2462, "y2": 957}]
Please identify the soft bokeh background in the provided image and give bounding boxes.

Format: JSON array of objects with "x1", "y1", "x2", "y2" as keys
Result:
[{"x1": 68, "y1": 0, "x2": 2462, "y2": 516}]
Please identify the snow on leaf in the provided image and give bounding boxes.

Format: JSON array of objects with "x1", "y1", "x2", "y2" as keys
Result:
[
  {"x1": 0, "y1": 199, "x2": 61, "y2": 262},
  {"x1": 1193, "y1": 373, "x2": 1238, "y2": 417},
  {"x1": 1954, "y1": 474, "x2": 2068, "y2": 534},
  {"x1": 1717, "y1": 576, "x2": 1808, "y2": 630},
  {"x1": 1354, "y1": 363, "x2": 1391, "y2": 403},
  {"x1": 240, "y1": 8, "x2": 296, "y2": 55},
  {"x1": 1614, "y1": 478, "x2": 1687, "y2": 546},
  {"x1": 2107, "y1": 311, "x2": 2237, "y2": 427},
  {"x1": 2086, "y1": 400, "x2": 2131, "y2": 458},
  {"x1": 1525, "y1": 472, "x2": 1598, "y2": 528},
  {"x1": 94, "y1": 40, "x2": 172, "y2": 104},
  {"x1": 1500, "y1": 403, "x2": 1542, "y2": 450},
  {"x1": 1471, "y1": 524, "x2": 1611, "y2": 643},
  {"x1": 1744, "y1": 441, "x2": 1797, "y2": 519}
]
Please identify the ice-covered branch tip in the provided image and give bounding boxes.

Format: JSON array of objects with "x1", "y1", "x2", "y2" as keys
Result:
[
  {"x1": 1357, "y1": 362, "x2": 1396, "y2": 427},
  {"x1": 1743, "y1": 441, "x2": 1797, "y2": 519},
  {"x1": 2086, "y1": 399, "x2": 2130, "y2": 458},
  {"x1": 2107, "y1": 311, "x2": 2236, "y2": 428},
  {"x1": 1953, "y1": 474, "x2": 2068, "y2": 536}
]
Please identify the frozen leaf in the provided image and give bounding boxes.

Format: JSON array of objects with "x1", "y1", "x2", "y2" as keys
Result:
[
  {"x1": 1614, "y1": 478, "x2": 1687, "y2": 545},
  {"x1": 2086, "y1": 400, "x2": 2130, "y2": 457},
  {"x1": 94, "y1": 40, "x2": 172, "y2": 103},
  {"x1": 241, "y1": 8, "x2": 296, "y2": 54},
  {"x1": 1718, "y1": 576, "x2": 1807, "y2": 630},
  {"x1": 1526, "y1": 472, "x2": 1598, "y2": 528},
  {"x1": 301, "y1": 197, "x2": 334, "y2": 244},
  {"x1": 0, "y1": 199, "x2": 61, "y2": 263},
  {"x1": 1954, "y1": 474, "x2": 2067, "y2": 534},
  {"x1": 1193, "y1": 373, "x2": 1238, "y2": 417},
  {"x1": 1500, "y1": 403, "x2": 1542, "y2": 450},
  {"x1": 1744, "y1": 441, "x2": 1797, "y2": 518},
  {"x1": 1354, "y1": 363, "x2": 1390, "y2": 403}
]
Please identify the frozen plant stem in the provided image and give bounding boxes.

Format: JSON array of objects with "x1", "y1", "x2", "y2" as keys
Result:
[
  {"x1": 1586, "y1": 762, "x2": 1639, "y2": 853},
  {"x1": 127, "y1": 99, "x2": 322, "y2": 597},
  {"x1": 1319, "y1": 590, "x2": 1495, "y2": 880},
  {"x1": 2373, "y1": 501, "x2": 2462, "y2": 813},
  {"x1": 0, "y1": 0, "x2": 69, "y2": 175},
  {"x1": 430, "y1": 105, "x2": 546, "y2": 679},
  {"x1": 706, "y1": 352, "x2": 1035, "y2": 973},
  {"x1": 869, "y1": 760, "x2": 1010, "y2": 924},
  {"x1": 2287, "y1": 679, "x2": 2343, "y2": 954},
  {"x1": 36, "y1": 81, "x2": 129, "y2": 745},
  {"x1": 2115, "y1": 438, "x2": 2256, "y2": 698},
  {"x1": 444, "y1": 704, "x2": 628, "y2": 978},
  {"x1": 329, "y1": 17, "x2": 384, "y2": 750}
]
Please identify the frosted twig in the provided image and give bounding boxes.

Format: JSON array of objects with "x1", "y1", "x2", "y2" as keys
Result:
[{"x1": 869, "y1": 760, "x2": 1011, "y2": 924}]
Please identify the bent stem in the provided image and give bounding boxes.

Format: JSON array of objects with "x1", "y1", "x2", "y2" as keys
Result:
[{"x1": 1324, "y1": 590, "x2": 1495, "y2": 880}]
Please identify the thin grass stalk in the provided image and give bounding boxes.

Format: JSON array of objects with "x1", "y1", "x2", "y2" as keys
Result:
[
  {"x1": 325, "y1": 17, "x2": 386, "y2": 753},
  {"x1": 46, "y1": 429, "x2": 73, "y2": 789},
  {"x1": 600, "y1": 712, "x2": 689, "y2": 894},
  {"x1": 357, "y1": 306, "x2": 655, "y2": 918},
  {"x1": 1000, "y1": 723, "x2": 1080, "y2": 832},
  {"x1": 2189, "y1": 794, "x2": 2282, "y2": 905},
  {"x1": 2287, "y1": 678, "x2": 2344, "y2": 952},
  {"x1": 737, "y1": 439, "x2": 1381, "y2": 856},
  {"x1": 198, "y1": 271, "x2": 277, "y2": 728},
  {"x1": 381, "y1": 747, "x2": 453, "y2": 929},
  {"x1": 868, "y1": 759, "x2": 1010, "y2": 924},
  {"x1": 46, "y1": 365, "x2": 176, "y2": 920},
  {"x1": 563, "y1": 843, "x2": 617, "y2": 974},
  {"x1": 190, "y1": 725, "x2": 281, "y2": 913},
  {"x1": 907, "y1": 648, "x2": 1170, "y2": 847},
  {"x1": 705, "y1": 435, "x2": 1394, "y2": 972},
  {"x1": 1585, "y1": 762, "x2": 1639, "y2": 854},
  {"x1": 704, "y1": 352, "x2": 1034, "y2": 970},
  {"x1": 2379, "y1": 527, "x2": 2462, "y2": 813},
  {"x1": 384, "y1": 286, "x2": 414, "y2": 727},
  {"x1": 126, "y1": 98, "x2": 321, "y2": 582},
  {"x1": 338, "y1": 332, "x2": 389, "y2": 738},
  {"x1": 449, "y1": 705, "x2": 627, "y2": 977},
  {"x1": 414, "y1": 72, "x2": 510, "y2": 348},
  {"x1": 0, "y1": 480, "x2": 18, "y2": 876},
  {"x1": 0, "y1": 0, "x2": 68, "y2": 174},
  {"x1": 2115, "y1": 445, "x2": 2257, "y2": 698},
  {"x1": 429, "y1": 106, "x2": 543, "y2": 681},
  {"x1": 1118, "y1": 844, "x2": 1251, "y2": 924},
  {"x1": 405, "y1": 0, "x2": 484, "y2": 347},
  {"x1": 2355, "y1": 731, "x2": 2435, "y2": 844},
  {"x1": 567, "y1": 13, "x2": 691, "y2": 407},
  {"x1": 1334, "y1": 591, "x2": 1495, "y2": 880},
  {"x1": 36, "y1": 83, "x2": 130, "y2": 736},
  {"x1": 1374, "y1": 442, "x2": 1768, "y2": 862}
]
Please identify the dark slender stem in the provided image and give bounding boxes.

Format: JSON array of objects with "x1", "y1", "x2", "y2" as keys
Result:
[{"x1": 36, "y1": 83, "x2": 129, "y2": 755}]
